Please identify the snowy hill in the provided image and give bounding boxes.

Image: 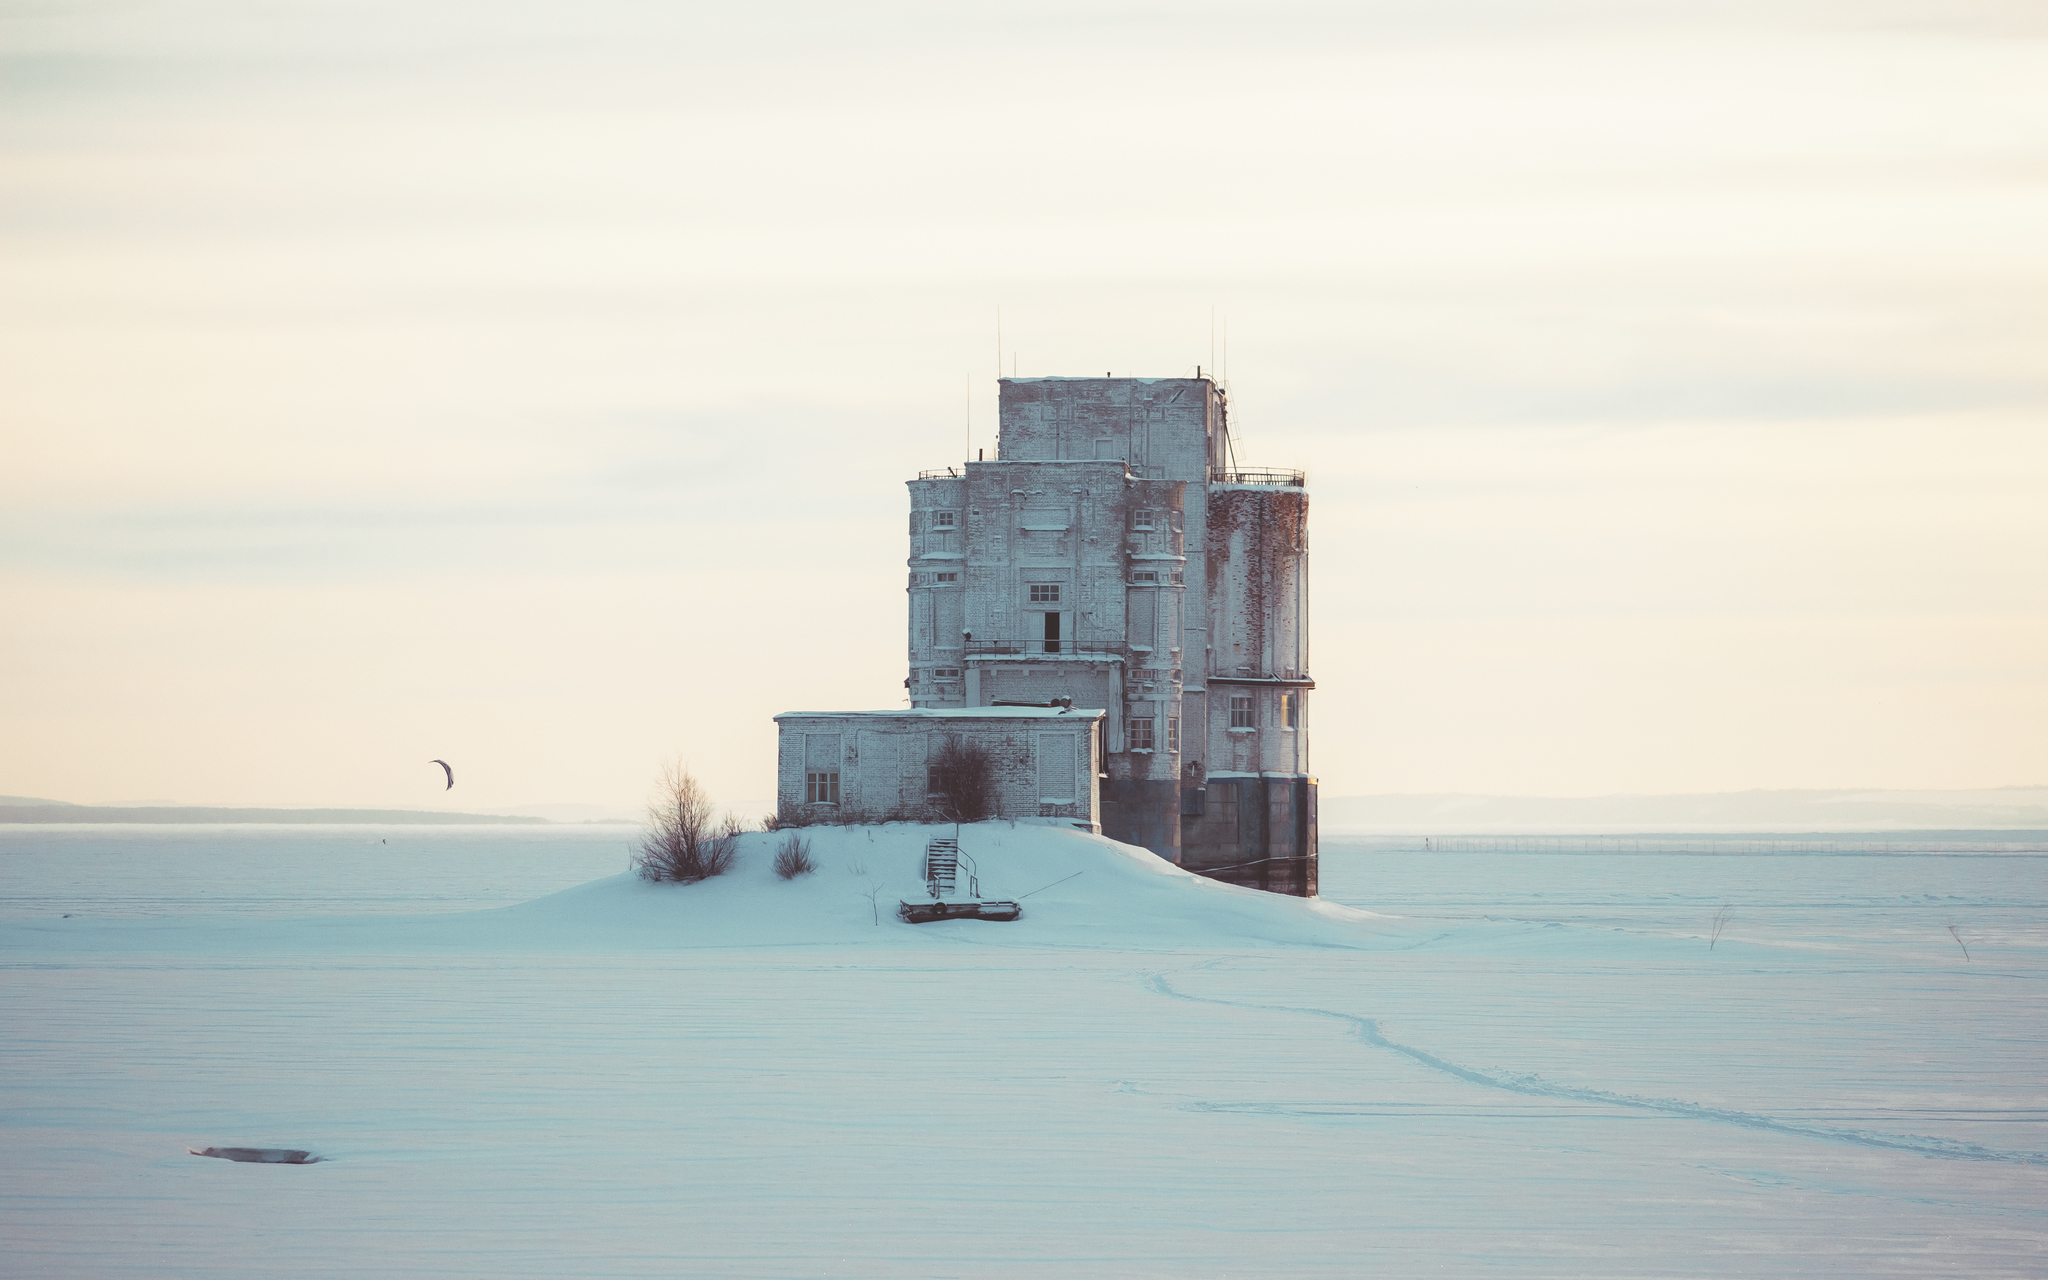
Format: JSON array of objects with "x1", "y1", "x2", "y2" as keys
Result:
[{"x1": 9, "y1": 823, "x2": 1383, "y2": 955}]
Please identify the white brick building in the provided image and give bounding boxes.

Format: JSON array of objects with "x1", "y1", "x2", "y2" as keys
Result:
[{"x1": 772, "y1": 707, "x2": 1106, "y2": 830}]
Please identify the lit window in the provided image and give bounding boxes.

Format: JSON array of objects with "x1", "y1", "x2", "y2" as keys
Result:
[
  {"x1": 1029, "y1": 584, "x2": 1060, "y2": 603},
  {"x1": 1133, "y1": 510, "x2": 1157, "y2": 530},
  {"x1": 933, "y1": 511, "x2": 957, "y2": 528},
  {"x1": 1281, "y1": 693, "x2": 1298, "y2": 729},
  {"x1": 1230, "y1": 696, "x2": 1255, "y2": 729},
  {"x1": 806, "y1": 770, "x2": 840, "y2": 804},
  {"x1": 934, "y1": 572, "x2": 959, "y2": 583},
  {"x1": 1166, "y1": 717, "x2": 1180, "y2": 752},
  {"x1": 1128, "y1": 717, "x2": 1155, "y2": 751}
]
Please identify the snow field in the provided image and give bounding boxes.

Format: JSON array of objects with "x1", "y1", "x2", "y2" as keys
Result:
[{"x1": 2, "y1": 825, "x2": 2044, "y2": 1276}]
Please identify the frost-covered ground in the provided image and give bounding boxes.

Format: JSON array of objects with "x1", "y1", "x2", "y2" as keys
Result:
[{"x1": 2, "y1": 825, "x2": 2044, "y2": 1277}]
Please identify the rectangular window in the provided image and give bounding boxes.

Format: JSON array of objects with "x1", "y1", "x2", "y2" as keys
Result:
[
  {"x1": 1037, "y1": 732, "x2": 1078, "y2": 803},
  {"x1": 1230, "y1": 696, "x2": 1255, "y2": 729},
  {"x1": 932, "y1": 511, "x2": 957, "y2": 528},
  {"x1": 1130, "y1": 570, "x2": 1158, "y2": 583},
  {"x1": 934, "y1": 572, "x2": 959, "y2": 583},
  {"x1": 1281, "y1": 693, "x2": 1298, "y2": 729},
  {"x1": 934, "y1": 668, "x2": 962, "y2": 680},
  {"x1": 1171, "y1": 571, "x2": 1184, "y2": 585},
  {"x1": 1128, "y1": 717, "x2": 1155, "y2": 751},
  {"x1": 805, "y1": 770, "x2": 840, "y2": 804},
  {"x1": 1029, "y1": 583, "x2": 1060, "y2": 603},
  {"x1": 1166, "y1": 717, "x2": 1180, "y2": 752},
  {"x1": 1133, "y1": 510, "x2": 1157, "y2": 530}
]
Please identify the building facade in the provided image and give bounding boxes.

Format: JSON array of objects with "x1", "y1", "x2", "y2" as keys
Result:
[
  {"x1": 772, "y1": 707, "x2": 1106, "y2": 831},
  {"x1": 905, "y1": 376, "x2": 1317, "y2": 895}
]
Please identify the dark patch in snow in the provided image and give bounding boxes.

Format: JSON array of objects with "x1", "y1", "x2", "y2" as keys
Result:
[{"x1": 189, "y1": 1146, "x2": 321, "y2": 1164}]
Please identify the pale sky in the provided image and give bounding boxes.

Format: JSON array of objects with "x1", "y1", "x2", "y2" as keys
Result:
[{"x1": 4, "y1": 1, "x2": 2045, "y2": 814}]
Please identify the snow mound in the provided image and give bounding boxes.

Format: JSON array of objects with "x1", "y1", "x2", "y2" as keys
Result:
[
  {"x1": 3, "y1": 823, "x2": 1391, "y2": 955},
  {"x1": 459, "y1": 822, "x2": 1383, "y2": 952}
]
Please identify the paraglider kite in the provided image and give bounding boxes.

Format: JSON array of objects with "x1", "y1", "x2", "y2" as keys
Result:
[{"x1": 430, "y1": 759, "x2": 453, "y2": 790}]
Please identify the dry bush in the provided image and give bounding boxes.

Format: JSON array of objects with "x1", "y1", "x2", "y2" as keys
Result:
[
  {"x1": 926, "y1": 737, "x2": 997, "y2": 823},
  {"x1": 632, "y1": 762, "x2": 743, "y2": 883},
  {"x1": 772, "y1": 832, "x2": 816, "y2": 880}
]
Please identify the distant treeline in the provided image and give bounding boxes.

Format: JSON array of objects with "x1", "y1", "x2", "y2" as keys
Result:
[{"x1": 0, "y1": 806, "x2": 548, "y2": 825}]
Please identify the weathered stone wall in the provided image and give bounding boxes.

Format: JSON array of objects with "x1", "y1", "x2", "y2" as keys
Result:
[
  {"x1": 905, "y1": 474, "x2": 968, "y2": 707},
  {"x1": 1204, "y1": 483, "x2": 1311, "y2": 778}
]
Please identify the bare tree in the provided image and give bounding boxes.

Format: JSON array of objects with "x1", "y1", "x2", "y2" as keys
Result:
[
  {"x1": 632, "y1": 761, "x2": 742, "y2": 883},
  {"x1": 857, "y1": 878, "x2": 887, "y2": 925},
  {"x1": 926, "y1": 737, "x2": 997, "y2": 823},
  {"x1": 772, "y1": 832, "x2": 816, "y2": 880}
]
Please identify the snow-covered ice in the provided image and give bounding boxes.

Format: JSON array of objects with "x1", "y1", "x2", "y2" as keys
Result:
[{"x1": 2, "y1": 823, "x2": 2043, "y2": 1276}]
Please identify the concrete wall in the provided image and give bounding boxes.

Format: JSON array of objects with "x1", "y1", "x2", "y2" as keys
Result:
[
  {"x1": 772, "y1": 709, "x2": 1104, "y2": 830},
  {"x1": 1180, "y1": 774, "x2": 1318, "y2": 896}
]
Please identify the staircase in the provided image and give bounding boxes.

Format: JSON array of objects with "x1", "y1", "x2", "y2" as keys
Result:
[
  {"x1": 923, "y1": 836, "x2": 959, "y2": 898},
  {"x1": 900, "y1": 835, "x2": 1015, "y2": 924}
]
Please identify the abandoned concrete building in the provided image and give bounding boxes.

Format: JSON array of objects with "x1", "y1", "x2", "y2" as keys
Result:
[{"x1": 901, "y1": 376, "x2": 1317, "y2": 896}]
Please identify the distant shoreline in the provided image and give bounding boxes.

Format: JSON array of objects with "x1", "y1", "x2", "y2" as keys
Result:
[{"x1": 0, "y1": 805, "x2": 556, "y2": 825}]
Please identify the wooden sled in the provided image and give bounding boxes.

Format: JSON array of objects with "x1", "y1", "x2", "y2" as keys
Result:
[{"x1": 898, "y1": 899, "x2": 1022, "y2": 924}]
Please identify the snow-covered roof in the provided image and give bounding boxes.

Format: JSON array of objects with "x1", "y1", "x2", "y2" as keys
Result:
[
  {"x1": 1002, "y1": 376, "x2": 1202, "y2": 384},
  {"x1": 774, "y1": 706, "x2": 1106, "y2": 721}
]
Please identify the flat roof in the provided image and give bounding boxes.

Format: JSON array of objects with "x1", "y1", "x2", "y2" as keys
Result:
[{"x1": 1000, "y1": 376, "x2": 1205, "y2": 384}]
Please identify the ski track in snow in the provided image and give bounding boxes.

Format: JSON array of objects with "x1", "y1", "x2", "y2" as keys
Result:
[{"x1": 1145, "y1": 968, "x2": 2048, "y2": 1169}]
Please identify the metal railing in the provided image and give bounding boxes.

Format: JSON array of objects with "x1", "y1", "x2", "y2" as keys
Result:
[
  {"x1": 1211, "y1": 468, "x2": 1305, "y2": 486},
  {"x1": 963, "y1": 636, "x2": 1131, "y2": 658},
  {"x1": 916, "y1": 467, "x2": 964, "y2": 480}
]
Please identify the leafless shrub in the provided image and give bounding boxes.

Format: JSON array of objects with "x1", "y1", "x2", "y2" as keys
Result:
[
  {"x1": 1948, "y1": 923, "x2": 1971, "y2": 961},
  {"x1": 1709, "y1": 904, "x2": 1733, "y2": 950},
  {"x1": 926, "y1": 737, "x2": 997, "y2": 823},
  {"x1": 857, "y1": 879, "x2": 887, "y2": 926},
  {"x1": 773, "y1": 832, "x2": 816, "y2": 880},
  {"x1": 632, "y1": 762, "x2": 742, "y2": 883}
]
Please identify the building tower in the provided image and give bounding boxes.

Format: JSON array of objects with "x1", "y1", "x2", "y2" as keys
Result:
[{"x1": 905, "y1": 376, "x2": 1316, "y2": 896}]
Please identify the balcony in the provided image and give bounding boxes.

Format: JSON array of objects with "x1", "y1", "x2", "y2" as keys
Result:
[
  {"x1": 963, "y1": 636, "x2": 1130, "y2": 660},
  {"x1": 1211, "y1": 468, "x2": 1304, "y2": 487}
]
